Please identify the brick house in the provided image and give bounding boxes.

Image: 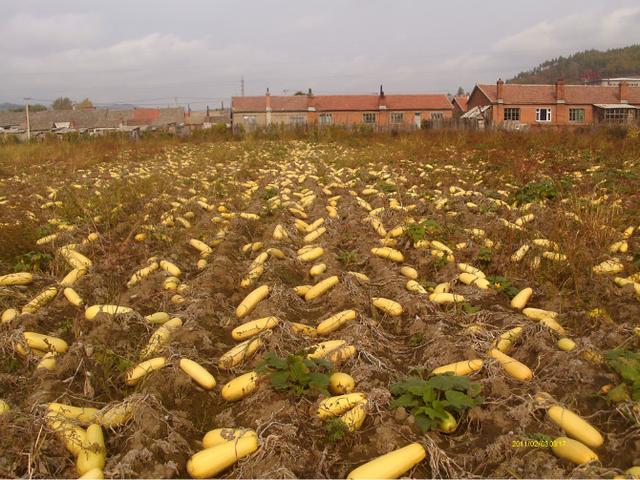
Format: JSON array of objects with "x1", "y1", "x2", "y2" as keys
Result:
[
  {"x1": 451, "y1": 96, "x2": 469, "y2": 117},
  {"x1": 231, "y1": 88, "x2": 453, "y2": 129},
  {"x1": 467, "y1": 79, "x2": 640, "y2": 128}
]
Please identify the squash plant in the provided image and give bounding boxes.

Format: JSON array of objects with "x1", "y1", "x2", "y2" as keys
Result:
[
  {"x1": 257, "y1": 352, "x2": 332, "y2": 397},
  {"x1": 604, "y1": 348, "x2": 640, "y2": 402},
  {"x1": 390, "y1": 374, "x2": 483, "y2": 433}
]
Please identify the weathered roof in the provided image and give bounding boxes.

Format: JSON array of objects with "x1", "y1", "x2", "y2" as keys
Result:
[
  {"x1": 594, "y1": 104, "x2": 639, "y2": 109},
  {"x1": 477, "y1": 84, "x2": 640, "y2": 105},
  {"x1": 461, "y1": 105, "x2": 491, "y2": 119},
  {"x1": 0, "y1": 111, "x2": 24, "y2": 128},
  {"x1": 232, "y1": 96, "x2": 309, "y2": 113},
  {"x1": 151, "y1": 107, "x2": 185, "y2": 126},
  {"x1": 185, "y1": 111, "x2": 207, "y2": 125},
  {"x1": 0, "y1": 108, "x2": 183, "y2": 130},
  {"x1": 233, "y1": 93, "x2": 453, "y2": 112}
]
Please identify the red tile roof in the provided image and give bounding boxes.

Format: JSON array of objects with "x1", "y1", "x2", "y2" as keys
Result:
[
  {"x1": 232, "y1": 94, "x2": 453, "y2": 112},
  {"x1": 384, "y1": 94, "x2": 453, "y2": 111},
  {"x1": 477, "y1": 84, "x2": 640, "y2": 105},
  {"x1": 231, "y1": 96, "x2": 266, "y2": 112},
  {"x1": 314, "y1": 95, "x2": 379, "y2": 111},
  {"x1": 132, "y1": 108, "x2": 161, "y2": 125},
  {"x1": 452, "y1": 96, "x2": 468, "y2": 111}
]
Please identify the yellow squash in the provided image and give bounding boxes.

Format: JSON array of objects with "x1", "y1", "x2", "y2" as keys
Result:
[
  {"x1": 235, "y1": 285, "x2": 270, "y2": 318},
  {"x1": 347, "y1": 443, "x2": 427, "y2": 479},
  {"x1": 187, "y1": 436, "x2": 259, "y2": 479},
  {"x1": 547, "y1": 405, "x2": 603, "y2": 448}
]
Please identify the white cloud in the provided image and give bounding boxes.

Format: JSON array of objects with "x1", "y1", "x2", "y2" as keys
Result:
[
  {"x1": 2, "y1": 31, "x2": 286, "y2": 101},
  {"x1": 0, "y1": 13, "x2": 102, "y2": 53},
  {"x1": 292, "y1": 15, "x2": 327, "y2": 31},
  {"x1": 2, "y1": 5, "x2": 640, "y2": 102},
  {"x1": 419, "y1": 6, "x2": 640, "y2": 89},
  {"x1": 494, "y1": 7, "x2": 640, "y2": 56}
]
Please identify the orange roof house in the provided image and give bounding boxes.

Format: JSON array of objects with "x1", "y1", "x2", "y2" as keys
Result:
[
  {"x1": 451, "y1": 96, "x2": 469, "y2": 116},
  {"x1": 232, "y1": 87, "x2": 453, "y2": 129},
  {"x1": 467, "y1": 79, "x2": 640, "y2": 127}
]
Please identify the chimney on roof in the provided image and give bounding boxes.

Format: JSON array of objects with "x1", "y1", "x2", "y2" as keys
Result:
[
  {"x1": 266, "y1": 88, "x2": 272, "y2": 110},
  {"x1": 496, "y1": 79, "x2": 504, "y2": 103},
  {"x1": 378, "y1": 85, "x2": 387, "y2": 111},
  {"x1": 308, "y1": 88, "x2": 313, "y2": 97},
  {"x1": 265, "y1": 88, "x2": 272, "y2": 126},
  {"x1": 555, "y1": 79, "x2": 565, "y2": 103},
  {"x1": 619, "y1": 81, "x2": 629, "y2": 103},
  {"x1": 206, "y1": 105, "x2": 210, "y2": 118}
]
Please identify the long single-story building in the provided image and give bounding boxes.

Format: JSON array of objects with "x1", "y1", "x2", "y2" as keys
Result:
[
  {"x1": 231, "y1": 88, "x2": 453, "y2": 129},
  {"x1": 467, "y1": 79, "x2": 640, "y2": 128}
]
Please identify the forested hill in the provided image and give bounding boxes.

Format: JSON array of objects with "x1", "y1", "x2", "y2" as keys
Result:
[{"x1": 508, "y1": 45, "x2": 640, "y2": 84}]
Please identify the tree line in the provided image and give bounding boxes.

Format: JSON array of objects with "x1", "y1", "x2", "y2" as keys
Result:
[
  {"x1": 508, "y1": 44, "x2": 640, "y2": 84},
  {"x1": 9, "y1": 97, "x2": 94, "y2": 113}
]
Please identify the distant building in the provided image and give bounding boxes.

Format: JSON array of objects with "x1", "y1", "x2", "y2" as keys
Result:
[
  {"x1": 587, "y1": 77, "x2": 640, "y2": 87},
  {"x1": 467, "y1": 79, "x2": 640, "y2": 128},
  {"x1": 185, "y1": 107, "x2": 231, "y2": 131},
  {"x1": 231, "y1": 88, "x2": 453, "y2": 130},
  {"x1": 0, "y1": 107, "x2": 187, "y2": 139}
]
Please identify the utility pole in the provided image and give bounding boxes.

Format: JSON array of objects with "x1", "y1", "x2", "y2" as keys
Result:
[
  {"x1": 24, "y1": 97, "x2": 31, "y2": 141},
  {"x1": 241, "y1": 76, "x2": 245, "y2": 97}
]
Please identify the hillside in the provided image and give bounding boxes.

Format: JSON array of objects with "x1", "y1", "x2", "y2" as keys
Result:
[
  {"x1": 0, "y1": 102, "x2": 23, "y2": 111},
  {"x1": 508, "y1": 44, "x2": 640, "y2": 84}
]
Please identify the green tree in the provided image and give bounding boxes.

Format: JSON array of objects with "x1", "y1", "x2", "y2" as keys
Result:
[
  {"x1": 456, "y1": 86, "x2": 466, "y2": 96},
  {"x1": 77, "y1": 98, "x2": 94, "y2": 109},
  {"x1": 9, "y1": 104, "x2": 47, "y2": 113},
  {"x1": 52, "y1": 97, "x2": 73, "y2": 110}
]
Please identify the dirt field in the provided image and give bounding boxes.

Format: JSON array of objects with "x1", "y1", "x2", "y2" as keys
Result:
[{"x1": 1, "y1": 130, "x2": 639, "y2": 479}]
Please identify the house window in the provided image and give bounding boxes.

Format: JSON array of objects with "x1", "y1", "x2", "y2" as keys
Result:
[
  {"x1": 319, "y1": 113, "x2": 332, "y2": 125},
  {"x1": 504, "y1": 108, "x2": 520, "y2": 121},
  {"x1": 536, "y1": 108, "x2": 552, "y2": 122},
  {"x1": 569, "y1": 108, "x2": 585, "y2": 122},
  {"x1": 362, "y1": 112, "x2": 376, "y2": 124},
  {"x1": 390, "y1": 112, "x2": 404, "y2": 124},
  {"x1": 243, "y1": 115, "x2": 256, "y2": 125},
  {"x1": 289, "y1": 115, "x2": 305, "y2": 126},
  {"x1": 603, "y1": 108, "x2": 626, "y2": 122},
  {"x1": 431, "y1": 112, "x2": 444, "y2": 120}
]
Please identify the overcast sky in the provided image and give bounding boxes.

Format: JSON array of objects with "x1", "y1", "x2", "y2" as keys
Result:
[{"x1": 2, "y1": 0, "x2": 640, "y2": 108}]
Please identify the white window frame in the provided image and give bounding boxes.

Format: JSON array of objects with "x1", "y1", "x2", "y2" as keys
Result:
[
  {"x1": 569, "y1": 108, "x2": 585, "y2": 123},
  {"x1": 243, "y1": 115, "x2": 257, "y2": 125},
  {"x1": 504, "y1": 108, "x2": 520, "y2": 121},
  {"x1": 536, "y1": 108, "x2": 552, "y2": 122},
  {"x1": 319, "y1": 113, "x2": 332, "y2": 125},
  {"x1": 362, "y1": 112, "x2": 376, "y2": 124},
  {"x1": 603, "y1": 108, "x2": 626, "y2": 122},
  {"x1": 289, "y1": 115, "x2": 306, "y2": 126},
  {"x1": 390, "y1": 112, "x2": 404, "y2": 124}
]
